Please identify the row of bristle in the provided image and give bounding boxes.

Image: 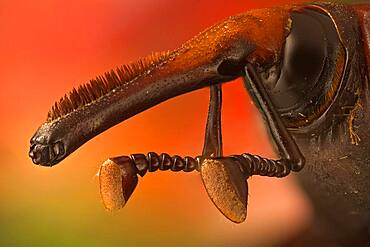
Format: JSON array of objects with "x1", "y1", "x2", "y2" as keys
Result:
[{"x1": 47, "y1": 51, "x2": 172, "y2": 121}]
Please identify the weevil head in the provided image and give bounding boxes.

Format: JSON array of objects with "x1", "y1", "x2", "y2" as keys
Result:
[{"x1": 28, "y1": 5, "x2": 345, "y2": 166}]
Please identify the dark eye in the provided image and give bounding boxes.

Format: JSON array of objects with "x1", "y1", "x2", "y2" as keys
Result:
[
  {"x1": 265, "y1": 8, "x2": 345, "y2": 127},
  {"x1": 272, "y1": 12, "x2": 326, "y2": 110}
]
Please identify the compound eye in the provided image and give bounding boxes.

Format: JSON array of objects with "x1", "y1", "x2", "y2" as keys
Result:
[
  {"x1": 264, "y1": 8, "x2": 344, "y2": 127},
  {"x1": 270, "y1": 11, "x2": 327, "y2": 111}
]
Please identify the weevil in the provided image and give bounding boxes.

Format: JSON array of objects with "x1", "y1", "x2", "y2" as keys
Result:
[{"x1": 29, "y1": 2, "x2": 369, "y2": 244}]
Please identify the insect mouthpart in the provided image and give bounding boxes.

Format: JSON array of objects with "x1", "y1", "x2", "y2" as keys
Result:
[{"x1": 29, "y1": 141, "x2": 65, "y2": 166}]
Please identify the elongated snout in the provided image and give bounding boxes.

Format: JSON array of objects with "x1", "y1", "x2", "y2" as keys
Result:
[{"x1": 29, "y1": 7, "x2": 291, "y2": 166}]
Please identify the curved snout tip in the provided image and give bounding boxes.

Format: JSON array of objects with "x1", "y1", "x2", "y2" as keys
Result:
[{"x1": 29, "y1": 141, "x2": 65, "y2": 167}]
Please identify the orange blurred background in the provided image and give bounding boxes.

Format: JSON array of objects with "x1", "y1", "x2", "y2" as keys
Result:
[{"x1": 0, "y1": 0, "x2": 339, "y2": 246}]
